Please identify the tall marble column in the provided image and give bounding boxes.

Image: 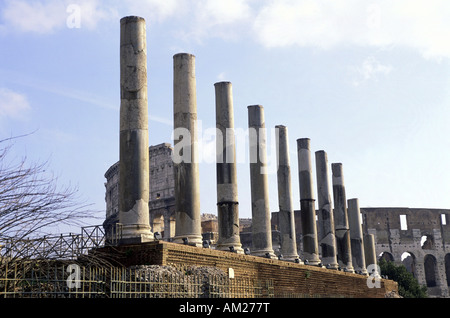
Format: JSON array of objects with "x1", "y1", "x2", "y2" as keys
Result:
[
  {"x1": 315, "y1": 150, "x2": 339, "y2": 269},
  {"x1": 172, "y1": 53, "x2": 202, "y2": 247},
  {"x1": 275, "y1": 125, "x2": 300, "y2": 262},
  {"x1": 297, "y1": 138, "x2": 321, "y2": 265},
  {"x1": 348, "y1": 198, "x2": 368, "y2": 275},
  {"x1": 118, "y1": 16, "x2": 153, "y2": 243},
  {"x1": 364, "y1": 234, "x2": 380, "y2": 277},
  {"x1": 331, "y1": 163, "x2": 354, "y2": 272},
  {"x1": 215, "y1": 81, "x2": 243, "y2": 253},
  {"x1": 248, "y1": 105, "x2": 276, "y2": 259}
]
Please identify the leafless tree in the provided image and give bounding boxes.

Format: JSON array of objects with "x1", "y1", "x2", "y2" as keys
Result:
[
  {"x1": 0, "y1": 135, "x2": 123, "y2": 297},
  {"x1": 0, "y1": 134, "x2": 98, "y2": 240}
]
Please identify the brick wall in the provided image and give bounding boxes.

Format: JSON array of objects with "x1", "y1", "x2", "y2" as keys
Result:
[{"x1": 96, "y1": 241, "x2": 397, "y2": 298}]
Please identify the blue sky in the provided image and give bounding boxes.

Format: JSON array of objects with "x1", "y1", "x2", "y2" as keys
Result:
[{"x1": 1, "y1": 0, "x2": 450, "y2": 232}]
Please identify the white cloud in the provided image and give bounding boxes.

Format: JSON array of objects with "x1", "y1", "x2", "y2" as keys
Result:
[
  {"x1": 2, "y1": 0, "x2": 449, "y2": 60},
  {"x1": 198, "y1": 0, "x2": 252, "y2": 39},
  {"x1": 0, "y1": 0, "x2": 113, "y2": 34},
  {"x1": 352, "y1": 56, "x2": 392, "y2": 86},
  {"x1": 200, "y1": 0, "x2": 252, "y2": 25},
  {"x1": 74, "y1": 0, "x2": 118, "y2": 30},
  {"x1": 174, "y1": 0, "x2": 253, "y2": 42},
  {"x1": 0, "y1": 88, "x2": 31, "y2": 121},
  {"x1": 253, "y1": 0, "x2": 337, "y2": 49},
  {"x1": 1, "y1": 0, "x2": 66, "y2": 34},
  {"x1": 122, "y1": 0, "x2": 184, "y2": 23},
  {"x1": 252, "y1": 0, "x2": 450, "y2": 59},
  {"x1": 217, "y1": 72, "x2": 227, "y2": 81}
]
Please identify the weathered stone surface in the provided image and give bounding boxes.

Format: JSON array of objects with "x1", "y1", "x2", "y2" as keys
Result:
[
  {"x1": 331, "y1": 163, "x2": 354, "y2": 272},
  {"x1": 348, "y1": 198, "x2": 367, "y2": 275},
  {"x1": 118, "y1": 16, "x2": 153, "y2": 243},
  {"x1": 275, "y1": 125, "x2": 299, "y2": 262},
  {"x1": 215, "y1": 82, "x2": 243, "y2": 253},
  {"x1": 173, "y1": 53, "x2": 202, "y2": 247},
  {"x1": 248, "y1": 105, "x2": 276, "y2": 259},
  {"x1": 297, "y1": 138, "x2": 320, "y2": 265},
  {"x1": 363, "y1": 234, "x2": 379, "y2": 277},
  {"x1": 315, "y1": 150, "x2": 339, "y2": 269},
  {"x1": 362, "y1": 207, "x2": 450, "y2": 297}
]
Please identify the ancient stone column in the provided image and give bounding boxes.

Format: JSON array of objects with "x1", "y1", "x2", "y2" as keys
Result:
[
  {"x1": 118, "y1": 16, "x2": 153, "y2": 243},
  {"x1": 315, "y1": 150, "x2": 339, "y2": 269},
  {"x1": 248, "y1": 105, "x2": 276, "y2": 259},
  {"x1": 331, "y1": 163, "x2": 354, "y2": 272},
  {"x1": 364, "y1": 234, "x2": 380, "y2": 277},
  {"x1": 215, "y1": 82, "x2": 243, "y2": 253},
  {"x1": 275, "y1": 125, "x2": 300, "y2": 262},
  {"x1": 297, "y1": 138, "x2": 321, "y2": 265},
  {"x1": 172, "y1": 53, "x2": 202, "y2": 247},
  {"x1": 348, "y1": 198, "x2": 368, "y2": 275}
]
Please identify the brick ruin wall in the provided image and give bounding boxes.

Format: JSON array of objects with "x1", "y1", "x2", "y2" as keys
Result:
[{"x1": 96, "y1": 241, "x2": 397, "y2": 298}]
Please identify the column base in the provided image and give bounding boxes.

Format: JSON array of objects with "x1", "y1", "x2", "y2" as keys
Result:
[
  {"x1": 321, "y1": 257, "x2": 340, "y2": 269},
  {"x1": 279, "y1": 254, "x2": 302, "y2": 263},
  {"x1": 354, "y1": 268, "x2": 369, "y2": 275},
  {"x1": 173, "y1": 235, "x2": 203, "y2": 247},
  {"x1": 324, "y1": 263, "x2": 340, "y2": 270},
  {"x1": 342, "y1": 266, "x2": 355, "y2": 273},
  {"x1": 216, "y1": 243, "x2": 245, "y2": 254},
  {"x1": 252, "y1": 249, "x2": 277, "y2": 260},
  {"x1": 302, "y1": 253, "x2": 322, "y2": 266},
  {"x1": 119, "y1": 224, "x2": 154, "y2": 245}
]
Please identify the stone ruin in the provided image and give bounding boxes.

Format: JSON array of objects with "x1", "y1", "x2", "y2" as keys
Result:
[
  {"x1": 104, "y1": 16, "x2": 450, "y2": 298},
  {"x1": 113, "y1": 15, "x2": 371, "y2": 268}
]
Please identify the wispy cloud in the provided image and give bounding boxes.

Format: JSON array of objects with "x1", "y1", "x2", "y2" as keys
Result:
[
  {"x1": 0, "y1": 0, "x2": 114, "y2": 34},
  {"x1": 122, "y1": 0, "x2": 185, "y2": 24},
  {"x1": 3, "y1": 0, "x2": 450, "y2": 60},
  {"x1": 1, "y1": 0, "x2": 66, "y2": 34},
  {"x1": 0, "y1": 68, "x2": 118, "y2": 111},
  {"x1": 0, "y1": 87, "x2": 31, "y2": 121},
  {"x1": 252, "y1": 0, "x2": 450, "y2": 60},
  {"x1": 351, "y1": 56, "x2": 393, "y2": 86},
  {"x1": 189, "y1": 0, "x2": 252, "y2": 41},
  {"x1": 0, "y1": 68, "x2": 173, "y2": 126}
]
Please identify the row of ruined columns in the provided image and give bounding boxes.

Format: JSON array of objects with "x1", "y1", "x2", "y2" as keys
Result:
[
  {"x1": 117, "y1": 16, "x2": 378, "y2": 276},
  {"x1": 171, "y1": 53, "x2": 378, "y2": 275}
]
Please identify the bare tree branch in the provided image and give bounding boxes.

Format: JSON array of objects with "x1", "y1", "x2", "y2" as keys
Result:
[{"x1": 0, "y1": 134, "x2": 100, "y2": 241}]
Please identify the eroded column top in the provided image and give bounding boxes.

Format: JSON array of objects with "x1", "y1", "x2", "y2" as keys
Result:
[
  {"x1": 247, "y1": 105, "x2": 265, "y2": 128},
  {"x1": 331, "y1": 163, "x2": 345, "y2": 185}
]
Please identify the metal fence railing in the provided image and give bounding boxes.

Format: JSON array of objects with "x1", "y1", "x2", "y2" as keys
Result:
[
  {"x1": 0, "y1": 224, "x2": 122, "y2": 261},
  {"x1": 0, "y1": 262, "x2": 273, "y2": 298}
]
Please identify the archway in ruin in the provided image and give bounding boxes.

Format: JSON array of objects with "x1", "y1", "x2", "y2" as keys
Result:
[
  {"x1": 401, "y1": 252, "x2": 417, "y2": 278},
  {"x1": 379, "y1": 251, "x2": 394, "y2": 262},
  {"x1": 445, "y1": 253, "x2": 450, "y2": 287},
  {"x1": 421, "y1": 235, "x2": 435, "y2": 250},
  {"x1": 424, "y1": 254, "x2": 438, "y2": 287}
]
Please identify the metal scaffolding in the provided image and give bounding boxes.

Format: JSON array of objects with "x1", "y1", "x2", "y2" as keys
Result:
[{"x1": 0, "y1": 224, "x2": 122, "y2": 261}]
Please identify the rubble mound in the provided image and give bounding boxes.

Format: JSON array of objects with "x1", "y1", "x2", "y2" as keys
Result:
[
  {"x1": 127, "y1": 264, "x2": 227, "y2": 282},
  {"x1": 385, "y1": 291, "x2": 402, "y2": 298}
]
